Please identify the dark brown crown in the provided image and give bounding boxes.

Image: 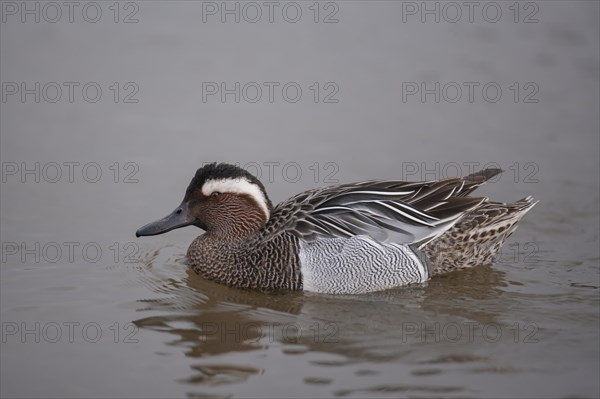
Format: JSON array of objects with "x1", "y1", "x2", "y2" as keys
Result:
[{"x1": 184, "y1": 163, "x2": 273, "y2": 210}]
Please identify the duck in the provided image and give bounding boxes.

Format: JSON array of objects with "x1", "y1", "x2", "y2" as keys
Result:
[{"x1": 136, "y1": 163, "x2": 537, "y2": 294}]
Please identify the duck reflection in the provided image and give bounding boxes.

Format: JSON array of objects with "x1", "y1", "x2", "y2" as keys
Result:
[{"x1": 132, "y1": 247, "x2": 508, "y2": 388}]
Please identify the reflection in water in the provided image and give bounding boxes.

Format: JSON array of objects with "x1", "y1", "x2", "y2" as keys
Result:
[{"x1": 132, "y1": 246, "x2": 510, "y2": 394}]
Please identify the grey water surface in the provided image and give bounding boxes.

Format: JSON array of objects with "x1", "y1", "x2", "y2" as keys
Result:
[{"x1": 1, "y1": 1, "x2": 599, "y2": 398}]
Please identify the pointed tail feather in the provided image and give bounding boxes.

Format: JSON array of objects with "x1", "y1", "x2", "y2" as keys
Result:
[{"x1": 456, "y1": 168, "x2": 503, "y2": 197}]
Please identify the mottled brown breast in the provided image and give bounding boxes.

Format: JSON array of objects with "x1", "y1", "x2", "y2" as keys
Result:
[{"x1": 186, "y1": 232, "x2": 302, "y2": 291}]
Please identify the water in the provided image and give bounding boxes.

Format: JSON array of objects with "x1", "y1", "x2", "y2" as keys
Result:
[{"x1": 1, "y1": 1, "x2": 599, "y2": 398}]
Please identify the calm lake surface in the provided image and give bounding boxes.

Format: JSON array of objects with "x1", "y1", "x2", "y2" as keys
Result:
[{"x1": 1, "y1": 1, "x2": 599, "y2": 398}]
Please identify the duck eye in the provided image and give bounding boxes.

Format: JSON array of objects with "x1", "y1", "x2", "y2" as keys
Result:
[{"x1": 211, "y1": 192, "x2": 221, "y2": 197}]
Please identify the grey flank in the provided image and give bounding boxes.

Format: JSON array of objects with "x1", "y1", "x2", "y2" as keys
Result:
[{"x1": 299, "y1": 235, "x2": 428, "y2": 294}]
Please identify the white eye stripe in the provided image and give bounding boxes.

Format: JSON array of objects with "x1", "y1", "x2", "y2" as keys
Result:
[{"x1": 201, "y1": 178, "x2": 270, "y2": 219}]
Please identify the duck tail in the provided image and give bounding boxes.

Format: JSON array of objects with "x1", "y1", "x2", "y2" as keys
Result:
[{"x1": 422, "y1": 196, "x2": 538, "y2": 276}]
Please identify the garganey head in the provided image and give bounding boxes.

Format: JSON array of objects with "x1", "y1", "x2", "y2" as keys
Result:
[{"x1": 136, "y1": 163, "x2": 273, "y2": 238}]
